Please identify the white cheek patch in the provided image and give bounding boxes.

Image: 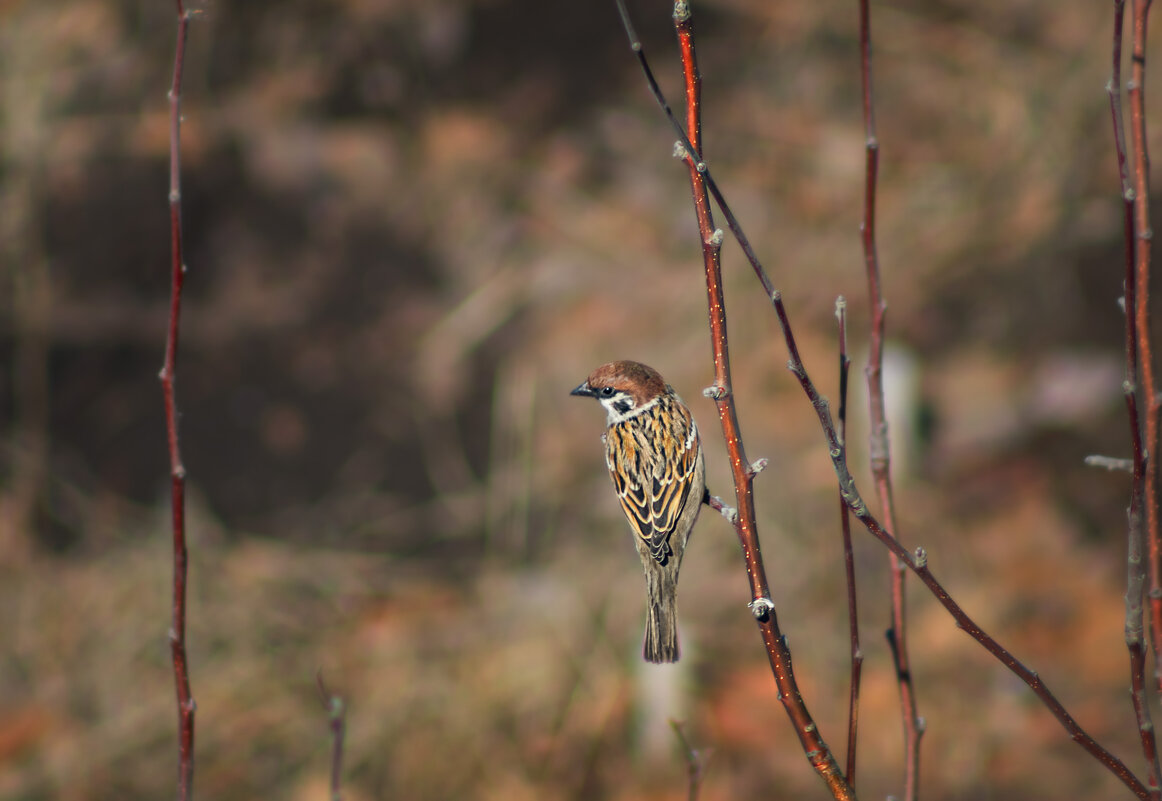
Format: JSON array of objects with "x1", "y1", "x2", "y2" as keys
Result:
[
  {"x1": 602, "y1": 393, "x2": 660, "y2": 425},
  {"x1": 600, "y1": 395, "x2": 633, "y2": 424}
]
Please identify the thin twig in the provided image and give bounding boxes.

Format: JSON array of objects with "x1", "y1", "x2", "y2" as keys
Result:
[
  {"x1": 317, "y1": 673, "x2": 347, "y2": 801},
  {"x1": 670, "y1": 720, "x2": 709, "y2": 801},
  {"x1": 1128, "y1": 0, "x2": 1162, "y2": 695},
  {"x1": 1111, "y1": 0, "x2": 1161, "y2": 793},
  {"x1": 855, "y1": 2, "x2": 922, "y2": 796},
  {"x1": 836, "y1": 298, "x2": 862, "y2": 787},
  {"x1": 160, "y1": 3, "x2": 195, "y2": 800},
  {"x1": 1087, "y1": 455, "x2": 1136, "y2": 473},
  {"x1": 614, "y1": 0, "x2": 771, "y2": 298},
  {"x1": 662, "y1": 2, "x2": 853, "y2": 797},
  {"x1": 771, "y1": 292, "x2": 1150, "y2": 800}
]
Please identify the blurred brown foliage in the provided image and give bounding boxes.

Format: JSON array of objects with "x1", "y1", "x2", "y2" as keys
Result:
[{"x1": 1, "y1": 0, "x2": 1160, "y2": 798}]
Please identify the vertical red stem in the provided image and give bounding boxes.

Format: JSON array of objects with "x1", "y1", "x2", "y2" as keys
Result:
[
  {"x1": 1128, "y1": 0, "x2": 1162, "y2": 696},
  {"x1": 162, "y1": 4, "x2": 195, "y2": 800},
  {"x1": 836, "y1": 299, "x2": 862, "y2": 786},
  {"x1": 856, "y1": 1, "x2": 922, "y2": 797},
  {"x1": 671, "y1": 4, "x2": 852, "y2": 797},
  {"x1": 1109, "y1": 0, "x2": 1161, "y2": 793}
]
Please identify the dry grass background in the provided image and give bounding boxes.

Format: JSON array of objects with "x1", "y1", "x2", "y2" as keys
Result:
[{"x1": 1, "y1": 0, "x2": 1160, "y2": 798}]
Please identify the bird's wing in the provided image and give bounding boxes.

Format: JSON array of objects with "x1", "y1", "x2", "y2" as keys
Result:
[{"x1": 606, "y1": 401, "x2": 700, "y2": 564}]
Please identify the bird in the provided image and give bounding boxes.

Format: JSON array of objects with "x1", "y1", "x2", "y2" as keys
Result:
[{"x1": 571, "y1": 360, "x2": 707, "y2": 663}]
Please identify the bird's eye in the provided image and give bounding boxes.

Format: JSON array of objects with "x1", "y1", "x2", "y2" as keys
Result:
[{"x1": 600, "y1": 386, "x2": 616, "y2": 397}]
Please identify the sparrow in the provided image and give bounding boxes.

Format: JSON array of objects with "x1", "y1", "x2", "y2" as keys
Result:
[{"x1": 571, "y1": 360, "x2": 707, "y2": 663}]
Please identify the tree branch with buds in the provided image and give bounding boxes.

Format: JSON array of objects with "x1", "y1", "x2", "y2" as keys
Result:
[
  {"x1": 1109, "y1": 0, "x2": 1161, "y2": 792},
  {"x1": 653, "y1": 1, "x2": 855, "y2": 796},
  {"x1": 160, "y1": 2, "x2": 196, "y2": 799},
  {"x1": 835, "y1": 297, "x2": 862, "y2": 786},
  {"x1": 855, "y1": 2, "x2": 922, "y2": 796},
  {"x1": 1126, "y1": 0, "x2": 1162, "y2": 696},
  {"x1": 615, "y1": 0, "x2": 1152, "y2": 797}
]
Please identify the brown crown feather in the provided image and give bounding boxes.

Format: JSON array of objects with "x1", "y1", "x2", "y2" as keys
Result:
[{"x1": 585, "y1": 360, "x2": 668, "y2": 407}]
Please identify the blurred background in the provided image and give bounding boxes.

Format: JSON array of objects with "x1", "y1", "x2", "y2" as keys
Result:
[{"x1": 0, "y1": 0, "x2": 1159, "y2": 798}]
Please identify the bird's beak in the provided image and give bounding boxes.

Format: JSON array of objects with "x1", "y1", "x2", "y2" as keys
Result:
[{"x1": 570, "y1": 381, "x2": 596, "y2": 398}]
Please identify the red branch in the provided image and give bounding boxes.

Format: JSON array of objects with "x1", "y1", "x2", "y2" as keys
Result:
[
  {"x1": 665, "y1": 2, "x2": 853, "y2": 797},
  {"x1": 161, "y1": 3, "x2": 195, "y2": 800},
  {"x1": 836, "y1": 298, "x2": 862, "y2": 786},
  {"x1": 1127, "y1": 0, "x2": 1162, "y2": 695},
  {"x1": 616, "y1": 0, "x2": 1150, "y2": 796},
  {"x1": 1112, "y1": 0, "x2": 1161, "y2": 793},
  {"x1": 855, "y1": 1, "x2": 922, "y2": 797},
  {"x1": 771, "y1": 294, "x2": 1150, "y2": 800}
]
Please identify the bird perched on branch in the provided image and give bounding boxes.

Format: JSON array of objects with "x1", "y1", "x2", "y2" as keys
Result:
[{"x1": 571, "y1": 360, "x2": 707, "y2": 663}]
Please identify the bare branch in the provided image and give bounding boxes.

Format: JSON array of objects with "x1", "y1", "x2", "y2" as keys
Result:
[
  {"x1": 618, "y1": 0, "x2": 1150, "y2": 796},
  {"x1": 1127, "y1": 0, "x2": 1162, "y2": 697},
  {"x1": 835, "y1": 297, "x2": 862, "y2": 787},
  {"x1": 317, "y1": 673, "x2": 347, "y2": 801},
  {"x1": 160, "y1": 3, "x2": 195, "y2": 799},
  {"x1": 1110, "y1": 0, "x2": 1161, "y2": 792},
  {"x1": 652, "y1": 1, "x2": 854, "y2": 796},
  {"x1": 771, "y1": 292, "x2": 1147, "y2": 800},
  {"x1": 855, "y1": 2, "x2": 921, "y2": 795},
  {"x1": 670, "y1": 720, "x2": 710, "y2": 801}
]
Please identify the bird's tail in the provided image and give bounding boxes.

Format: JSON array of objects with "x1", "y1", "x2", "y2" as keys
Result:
[{"x1": 643, "y1": 564, "x2": 679, "y2": 663}]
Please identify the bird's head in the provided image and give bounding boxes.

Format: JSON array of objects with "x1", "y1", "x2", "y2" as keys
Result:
[{"x1": 571, "y1": 360, "x2": 668, "y2": 425}]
